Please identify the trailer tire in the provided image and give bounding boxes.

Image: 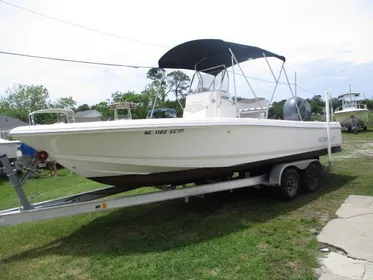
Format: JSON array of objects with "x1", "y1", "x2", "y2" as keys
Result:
[
  {"x1": 279, "y1": 167, "x2": 301, "y2": 201},
  {"x1": 302, "y1": 161, "x2": 322, "y2": 193}
]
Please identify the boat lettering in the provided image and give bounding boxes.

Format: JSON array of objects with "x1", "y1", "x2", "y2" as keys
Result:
[
  {"x1": 318, "y1": 136, "x2": 336, "y2": 143},
  {"x1": 144, "y1": 129, "x2": 184, "y2": 135},
  {"x1": 170, "y1": 129, "x2": 184, "y2": 134},
  {"x1": 155, "y1": 130, "x2": 168, "y2": 134}
]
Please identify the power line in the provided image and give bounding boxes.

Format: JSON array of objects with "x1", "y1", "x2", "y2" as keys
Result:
[
  {"x1": 0, "y1": 50, "x2": 292, "y2": 84},
  {"x1": 234, "y1": 72, "x2": 320, "y2": 96},
  {"x1": 0, "y1": 50, "x2": 320, "y2": 96},
  {"x1": 0, "y1": 0, "x2": 321, "y2": 95},
  {"x1": 0, "y1": 1, "x2": 325, "y2": 98},
  {"x1": 232, "y1": 71, "x2": 293, "y2": 86},
  {"x1": 0, "y1": 0, "x2": 168, "y2": 49},
  {"x1": 234, "y1": 70, "x2": 319, "y2": 95},
  {"x1": 296, "y1": 85, "x2": 318, "y2": 96},
  {"x1": 0, "y1": 50, "x2": 156, "y2": 69}
]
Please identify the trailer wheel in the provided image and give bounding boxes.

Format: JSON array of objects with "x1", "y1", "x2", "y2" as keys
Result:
[
  {"x1": 279, "y1": 167, "x2": 301, "y2": 201},
  {"x1": 302, "y1": 161, "x2": 322, "y2": 193}
]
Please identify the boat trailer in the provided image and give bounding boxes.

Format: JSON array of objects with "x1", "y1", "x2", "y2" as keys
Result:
[{"x1": 0, "y1": 152, "x2": 325, "y2": 226}]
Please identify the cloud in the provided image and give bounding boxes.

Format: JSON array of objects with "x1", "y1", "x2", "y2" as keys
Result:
[{"x1": 0, "y1": 0, "x2": 372, "y2": 105}]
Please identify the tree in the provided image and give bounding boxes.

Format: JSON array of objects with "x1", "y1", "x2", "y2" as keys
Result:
[
  {"x1": 330, "y1": 98, "x2": 341, "y2": 111},
  {"x1": 76, "y1": 104, "x2": 91, "y2": 112},
  {"x1": 90, "y1": 100, "x2": 113, "y2": 121},
  {"x1": 360, "y1": 99, "x2": 373, "y2": 110},
  {"x1": 111, "y1": 90, "x2": 154, "y2": 119},
  {"x1": 146, "y1": 68, "x2": 190, "y2": 114},
  {"x1": 0, "y1": 84, "x2": 51, "y2": 122},
  {"x1": 147, "y1": 68, "x2": 167, "y2": 90},
  {"x1": 167, "y1": 70, "x2": 191, "y2": 98},
  {"x1": 162, "y1": 98, "x2": 185, "y2": 117},
  {"x1": 306, "y1": 95, "x2": 325, "y2": 115},
  {"x1": 147, "y1": 68, "x2": 190, "y2": 97},
  {"x1": 268, "y1": 99, "x2": 286, "y2": 119},
  {"x1": 147, "y1": 68, "x2": 166, "y2": 83},
  {"x1": 310, "y1": 95, "x2": 323, "y2": 104},
  {"x1": 51, "y1": 96, "x2": 77, "y2": 109}
]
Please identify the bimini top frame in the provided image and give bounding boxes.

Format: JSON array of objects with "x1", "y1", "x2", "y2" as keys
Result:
[{"x1": 157, "y1": 39, "x2": 302, "y2": 120}]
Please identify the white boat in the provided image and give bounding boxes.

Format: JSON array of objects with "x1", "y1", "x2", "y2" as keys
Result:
[
  {"x1": 334, "y1": 90, "x2": 369, "y2": 131},
  {"x1": 0, "y1": 138, "x2": 21, "y2": 166},
  {"x1": 29, "y1": 108, "x2": 76, "y2": 125},
  {"x1": 28, "y1": 103, "x2": 138, "y2": 124},
  {"x1": 9, "y1": 39, "x2": 342, "y2": 190},
  {"x1": 109, "y1": 101, "x2": 138, "y2": 120}
]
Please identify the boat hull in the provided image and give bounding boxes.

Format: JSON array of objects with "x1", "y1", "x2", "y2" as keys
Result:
[
  {"x1": 9, "y1": 118, "x2": 342, "y2": 189},
  {"x1": 334, "y1": 109, "x2": 369, "y2": 126},
  {"x1": 88, "y1": 146, "x2": 340, "y2": 189}
]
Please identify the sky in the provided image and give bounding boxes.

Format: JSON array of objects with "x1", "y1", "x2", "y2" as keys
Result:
[{"x1": 0, "y1": 0, "x2": 372, "y2": 106}]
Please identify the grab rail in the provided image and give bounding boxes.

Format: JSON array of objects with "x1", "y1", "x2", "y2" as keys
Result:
[{"x1": 335, "y1": 104, "x2": 367, "y2": 112}]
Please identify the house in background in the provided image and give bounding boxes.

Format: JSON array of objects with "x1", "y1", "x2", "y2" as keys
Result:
[
  {"x1": 75, "y1": 109, "x2": 102, "y2": 122},
  {"x1": 0, "y1": 115, "x2": 28, "y2": 139}
]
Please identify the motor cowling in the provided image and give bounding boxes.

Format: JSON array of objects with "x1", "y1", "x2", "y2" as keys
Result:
[{"x1": 283, "y1": 97, "x2": 312, "y2": 121}]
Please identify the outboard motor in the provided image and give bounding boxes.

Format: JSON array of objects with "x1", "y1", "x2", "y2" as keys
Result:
[{"x1": 283, "y1": 97, "x2": 312, "y2": 121}]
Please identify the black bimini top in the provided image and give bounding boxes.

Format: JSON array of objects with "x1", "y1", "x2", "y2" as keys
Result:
[{"x1": 158, "y1": 39, "x2": 286, "y2": 76}]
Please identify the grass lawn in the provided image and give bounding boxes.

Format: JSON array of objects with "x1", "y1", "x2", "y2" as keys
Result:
[{"x1": 0, "y1": 130, "x2": 373, "y2": 280}]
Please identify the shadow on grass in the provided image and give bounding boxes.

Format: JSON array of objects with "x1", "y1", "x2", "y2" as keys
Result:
[
  {"x1": 1, "y1": 172, "x2": 356, "y2": 263},
  {"x1": 342, "y1": 128, "x2": 373, "y2": 136}
]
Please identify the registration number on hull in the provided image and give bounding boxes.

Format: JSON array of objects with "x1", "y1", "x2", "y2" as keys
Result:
[{"x1": 144, "y1": 129, "x2": 184, "y2": 135}]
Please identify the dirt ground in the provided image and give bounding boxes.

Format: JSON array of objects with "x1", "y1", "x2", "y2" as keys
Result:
[{"x1": 335, "y1": 139, "x2": 373, "y2": 159}]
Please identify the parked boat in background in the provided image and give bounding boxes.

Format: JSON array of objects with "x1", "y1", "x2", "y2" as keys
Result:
[
  {"x1": 29, "y1": 108, "x2": 75, "y2": 125},
  {"x1": 334, "y1": 89, "x2": 369, "y2": 132},
  {"x1": 109, "y1": 101, "x2": 138, "y2": 120}
]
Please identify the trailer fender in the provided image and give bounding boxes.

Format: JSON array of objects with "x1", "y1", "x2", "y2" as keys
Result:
[{"x1": 268, "y1": 159, "x2": 320, "y2": 186}]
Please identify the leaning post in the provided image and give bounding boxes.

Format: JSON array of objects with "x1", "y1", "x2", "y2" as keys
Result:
[{"x1": 325, "y1": 91, "x2": 332, "y2": 169}]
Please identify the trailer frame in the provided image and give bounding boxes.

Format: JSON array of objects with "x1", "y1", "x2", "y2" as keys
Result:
[{"x1": 0, "y1": 153, "x2": 323, "y2": 226}]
